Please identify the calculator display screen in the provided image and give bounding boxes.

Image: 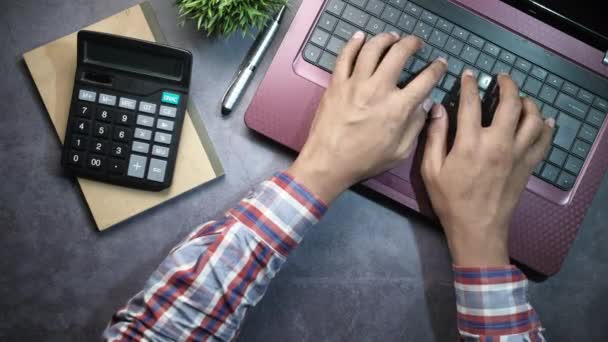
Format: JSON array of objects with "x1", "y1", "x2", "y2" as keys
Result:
[{"x1": 84, "y1": 41, "x2": 184, "y2": 81}]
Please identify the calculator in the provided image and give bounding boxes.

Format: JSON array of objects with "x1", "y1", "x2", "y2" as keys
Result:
[{"x1": 62, "y1": 31, "x2": 193, "y2": 191}]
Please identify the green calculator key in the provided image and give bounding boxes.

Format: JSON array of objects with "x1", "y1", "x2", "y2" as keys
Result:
[{"x1": 161, "y1": 92, "x2": 180, "y2": 105}]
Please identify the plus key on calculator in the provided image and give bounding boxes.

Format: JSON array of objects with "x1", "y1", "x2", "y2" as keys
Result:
[{"x1": 62, "y1": 31, "x2": 193, "y2": 191}]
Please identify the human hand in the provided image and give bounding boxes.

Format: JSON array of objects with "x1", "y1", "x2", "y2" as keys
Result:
[
  {"x1": 288, "y1": 31, "x2": 447, "y2": 204},
  {"x1": 421, "y1": 72, "x2": 555, "y2": 267}
]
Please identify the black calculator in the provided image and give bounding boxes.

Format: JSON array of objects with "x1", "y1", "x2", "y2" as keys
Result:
[{"x1": 62, "y1": 31, "x2": 193, "y2": 191}]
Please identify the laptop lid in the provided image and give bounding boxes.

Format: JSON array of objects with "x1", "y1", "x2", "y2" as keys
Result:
[{"x1": 501, "y1": 0, "x2": 608, "y2": 54}]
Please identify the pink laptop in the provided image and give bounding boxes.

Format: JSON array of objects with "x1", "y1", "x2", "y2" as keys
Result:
[{"x1": 244, "y1": 0, "x2": 608, "y2": 276}]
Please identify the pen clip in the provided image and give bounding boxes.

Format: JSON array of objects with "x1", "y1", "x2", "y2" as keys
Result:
[{"x1": 221, "y1": 68, "x2": 243, "y2": 105}]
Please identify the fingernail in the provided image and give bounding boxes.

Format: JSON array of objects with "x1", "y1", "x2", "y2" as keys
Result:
[
  {"x1": 390, "y1": 31, "x2": 400, "y2": 39},
  {"x1": 463, "y1": 69, "x2": 474, "y2": 78},
  {"x1": 546, "y1": 118, "x2": 556, "y2": 128},
  {"x1": 353, "y1": 31, "x2": 365, "y2": 40},
  {"x1": 431, "y1": 104, "x2": 445, "y2": 119},
  {"x1": 436, "y1": 57, "x2": 448, "y2": 66},
  {"x1": 422, "y1": 97, "x2": 434, "y2": 113}
]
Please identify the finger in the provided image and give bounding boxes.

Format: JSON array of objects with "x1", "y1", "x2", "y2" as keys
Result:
[
  {"x1": 526, "y1": 118, "x2": 555, "y2": 168},
  {"x1": 513, "y1": 97, "x2": 544, "y2": 158},
  {"x1": 351, "y1": 32, "x2": 400, "y2": 79},
  {"x1": 491, "y1": 74, "x2": 523, "y2": 137},
  {"x1": 333, "y1": 31, "x2": 366, "y2": 81},
  {"x1": 396, "y1": 99, "x2": 433, "y2": 156},
  {"x1": 421, "y1": 104, "x2": 449, "y2": 179},
  {"x1": 398, "y1": 57, "x2": 447, "y2": 110},
  {"x1": 454, "y1": 69, "x2": 481, "y2": 147},
  {"x1": 373, "y1": 36, "x2": 422, "y2": 87}
]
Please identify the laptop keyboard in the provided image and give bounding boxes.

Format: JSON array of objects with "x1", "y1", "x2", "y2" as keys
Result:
[{"x1": 302, "y1": 0, "x2": 608, "y2": 191}]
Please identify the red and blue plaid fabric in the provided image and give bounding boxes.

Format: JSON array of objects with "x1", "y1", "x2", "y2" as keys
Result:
[{"x1": 104, "y1": 172, "x2": 543, "y2": 341}]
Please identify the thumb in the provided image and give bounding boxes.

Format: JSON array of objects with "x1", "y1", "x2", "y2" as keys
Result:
[{"x1": 423, "y1": 104, "x2": 448, "y2": 177}]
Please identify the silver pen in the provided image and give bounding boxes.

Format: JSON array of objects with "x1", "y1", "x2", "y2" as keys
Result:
[{"x1": 221, "y1": 5, "x2": 287, "y2": 116}]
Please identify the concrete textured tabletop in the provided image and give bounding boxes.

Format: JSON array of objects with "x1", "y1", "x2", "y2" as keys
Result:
[{"x1": 1, "y1": 1, "x2": 606, "y2": 341}]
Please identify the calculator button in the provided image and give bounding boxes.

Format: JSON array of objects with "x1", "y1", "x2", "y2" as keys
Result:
[
  {"x1": 139, "y1": 101, "x2": 157, "y2": 114},
  {"x1": 127, "y1": 154, "x2": 147, "y2": 179},
  {"x1": 71, "y1": 136, "x2": 88, "y2": 150},
  {"x1": 87, "y1": 155, "x2": 105, "y2": 170},
  {"x1": 74, "y1": 119, "x2": 91, "y2": 135},
  {"x1": 96, "y1": 108, "x2": 114, "y2": 122},
  {"x1": 136, "y1": 114, "x2": 155, "y2": 127},
  {"x1": 78, "y1": 89, "x2": 97, "y2": 102},
  {"x1": 156, "y1": 119, "x2": 174, "y2": 132},
  {"x1": 134, "y1": 128, "x2": 152, "y2": 141},
  {"x1": 118, "y1": 97, "x2": 137, "y2": 110},
  {"x1": 114, "y1": 127, "x2": 133, "y2": 142},
  {"x1": 159, "y1": 105, "x2": 177, "y2": 118},
  {"x1": 98, "y1": 93, "x2": 117, "y2": 106},
  {"x1": 94, "y1": 123, "x2": 111, "y2": 138},
  {"x1": 154, "y1": 132, "x2": 172, "y2": 145},
  {"x1": 108, "y1": 159, "x2": 126, "y2": 175},
  {"x1": 151, "y1": 145, "x2": 170, "y2": 158},
  {"x1": 115, "y1": 112, "x2": 134, "y2": 126},
  {"x1": 147, "y1": 158, "x2": 167, "y2": 183},
  {"x1": 75, "y1": 102, "x2": 94, "y2": 118},
  {"x1": 111, "y1": 143, "x2": 128, "y2": 159},
  {"x1": 161, "y1": 91, "x2": 181, "y2": 105},
  {"x1": 89, "y1": 139, "x2": 108, "y2": 154},
  {"x1": 132, "y1": 141, "x2": 150, "y2": 154},
  {"x1": 68, "y1": 150, "x2": 85, "y2": 166}
]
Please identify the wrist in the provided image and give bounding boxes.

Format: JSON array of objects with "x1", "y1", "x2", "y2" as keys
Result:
[
  {"x1": 445, "y1": 225, "x2": 511, "y2": 267},
  {"x1": 288, "y1": 151, "x2": 352, "y2": 204}
]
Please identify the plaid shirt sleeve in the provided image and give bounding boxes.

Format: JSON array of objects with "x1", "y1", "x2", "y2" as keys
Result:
[
  {"x1": 453, "y1": 265, "x2": 546, "y2": 341},
  {"x1": 103, "y1": 172, "x2": 327, "y2": 342}
]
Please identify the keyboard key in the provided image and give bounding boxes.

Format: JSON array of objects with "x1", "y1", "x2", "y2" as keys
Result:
[
  {"x1": 593, "y1": 97, "x2": 608, "y2": 112},
  {"x1": 467, "y1": 34, "x2": 485, "y2": 49},
  {"x1": 530, "y1": 66, "x2": 548, "y2": 81},
  {"x1": 442, "y1": 74, "x2": 457, "y2": 91},
  {"x1": 420, "y1": 10, "x2": 438, "y2": 25},
  {"x1": 132, "y1": 141, "x2": 150, "y2": 154},
  {"x1": 96, "y1": 108, "x2": 114, "y2": 122},
  {"x1": 445, "y1": 37, "x2": 464, "y2": 56},
  {"x1": 429, "y1": 29, "x2": 449, "y2": 48},
  {"x1": 90, "y1": 139, "x2": 108, "y2": 154},
  {"x1": 134, "y1": 128, "x2": 151, "y2": 141},
  {"x1": 587, "y1": 108, "x2": 606, "y2": 127},
  {"x1": 482, "y1": 43, "x2": 500, "y2": 57},
  {"x1": 436, "y1": 18, "x2": 454, "y2": 33},
  {"x1": 413, "y1": 21, "x2": 433, "y2": 40},
  {"x1": 478, "y1": 73, "x2": 492, "y2": 90},
  {"x1": 114, "y1": 127, "x2": 133, "y2": 142},
  {"x1": 564, "y1": 155, "x2": 584, "y2": 175},
  {"x1": 334, "y1": 20, "x2": 358, "y2": 40},
  {"x1": 546, "y1": 74, "x2": 564, "y2": 89},
  {"x1": 147, "y1": 158, "x2": 167, "y2": 183},
  {"x1": 514, "y1": 58, "x2": 532, "y2": 72},
  {"x1": 542, "y1": 105, "x2": 558, "y2": 119},
  {"x1": 325, "y1": 37, "x2": 346, "y2": 55},
  {"x1": 491, "y1": 61, "x2": 511, "y2": 75},
  {"x1": 118, "y1": 97, "x2": 137, "y2": 110},
  {"x1": 476, "y1": 53, "x2": 496, "y2": 73},
  {"x1": 554, "y1": 113, "x2": 581, "y2": 150},
  {"x1": 327, "y1": 0, "x2": 346, "y2": 16},
  {"x1": 318, "y1": 13, "x2": 338, "y2": 31},
  {"x1": 342, "y1": 5, "x2": 370, "y2": 27},
  {"x1": 538, "y1": 85, "x2": 558, "y2": 104},
  {"x1": 127, "y1": 154, "x2": 147, "y2": 179},
  {"x1": 555, "y1": 93, "x2": 589, "y2": 119},
  {"x1": 410, "y1": 58, "x2": 427, "y2": 74},
  {"x1": 577, "y1": 89, "x2": 595, "y2": 104},
  {"x1": 460, "y1": 45, "x2": 480, "y2": 64},
  {"x1": 349, "y1": 0, "x2": 367, "y2": 8},
  {"x1": 578, "y1": 123, "x2": 598, "y2": 143},
  {"x1": 110, "y1": 143, "x2": 127, "y2": 159},
  {"x1": 556, "y1": 171, "x2": 576, "y2": 190},
  {"x1": 365, "y1": 17, "x2": 386, "y2": 34},
  {"x1": 397, "y1": 13, "x2": 416, "y2": 33},
  {"x1": 311, "y1": 28, "x2": 330, "y2": 47},
  {"x1": 548, "y1": 147, "x2": 567, "y2": 167},
  {"x1": 381, "y1": 5, "x2": 401, "y2": 25},
  {"x1": 533, "y1": 161, "x2": 544, "y2": 176},
  {"x1": 303, "y1": 44, "x2": 322, "y2": 63},
  {"x1": 75, "y1": 102, "x2": 93, "y2": 118},
  {"x1": 87, "y1": 155, "x2": 105, "y2": 170},
  {"x1": 431, "y1": 88, "x2": 446, "y2": 103},
  {"x1": 388, "y1": 0, "x2": 407, "y2": 9},
  {"x1": 430, "y1": 48, "x2": 449, "y2": 61},
  {"x1": 452, "y1": 26, "x2": 470, "y2": 41},
  {"x1": 510, "y1": 69, "x2": 526, "y2": 88},
  {"x1": 562, "y1": 82, "x2": 579, "y2": 96},
  {"x1": 152, "y1": 145, "x2": 170, "y2": 158},
  {"x1": 571, "y1": 139, "x2": 591, "y2": 159},
  {"x1": 78, "y1": 89, "x2": 97, "y2": 102},
  {"x1": 447, "y1": 57, "x2": 465, "y2": 75},
  {"x1": 318, "y1": 52, "x2": 337, "y2": 71},
  {"x1": 523, "y1": 77, "x2": 542, "y2": 96},
  {"x1": 416, "y1": 44, "x2": 433, "y2": 61},
  {"x1": 498, "y1": 50, "x2": 516, "y2": 64},
  {"x1": 541, "y1": 163, "x2": 560, "y2": 183},
  {"x1": 404, "y1": 2, "x2": 422, "y2": 17}
]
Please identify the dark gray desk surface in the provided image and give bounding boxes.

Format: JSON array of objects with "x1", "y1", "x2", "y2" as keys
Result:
[{"x1": 1, "y1": 1, "x2": 607, "y2": 341}]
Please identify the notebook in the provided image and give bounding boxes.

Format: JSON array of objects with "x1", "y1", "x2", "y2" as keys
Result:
[{"x1": 23, "y1": 2, "x2": 223, "y2": 230}]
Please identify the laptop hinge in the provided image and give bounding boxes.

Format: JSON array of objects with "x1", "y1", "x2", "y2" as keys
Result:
[{"x1": 604, "y1": 51, "x2": 608, "y2": 65}]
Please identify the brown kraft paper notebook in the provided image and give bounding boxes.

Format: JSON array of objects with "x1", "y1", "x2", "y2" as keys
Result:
[{"x1": 23, "y1": 2, "x2": 224, "y2": 231}]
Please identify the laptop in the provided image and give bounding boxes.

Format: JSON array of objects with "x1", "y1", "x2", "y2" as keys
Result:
[{"x1": 244, "y1": 0, "x2": 608, "y2": 276}]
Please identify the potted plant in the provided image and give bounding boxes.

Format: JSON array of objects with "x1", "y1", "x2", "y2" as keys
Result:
[{"x1": 176, "y1": 0, "x2": 289, "y2": 37}]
